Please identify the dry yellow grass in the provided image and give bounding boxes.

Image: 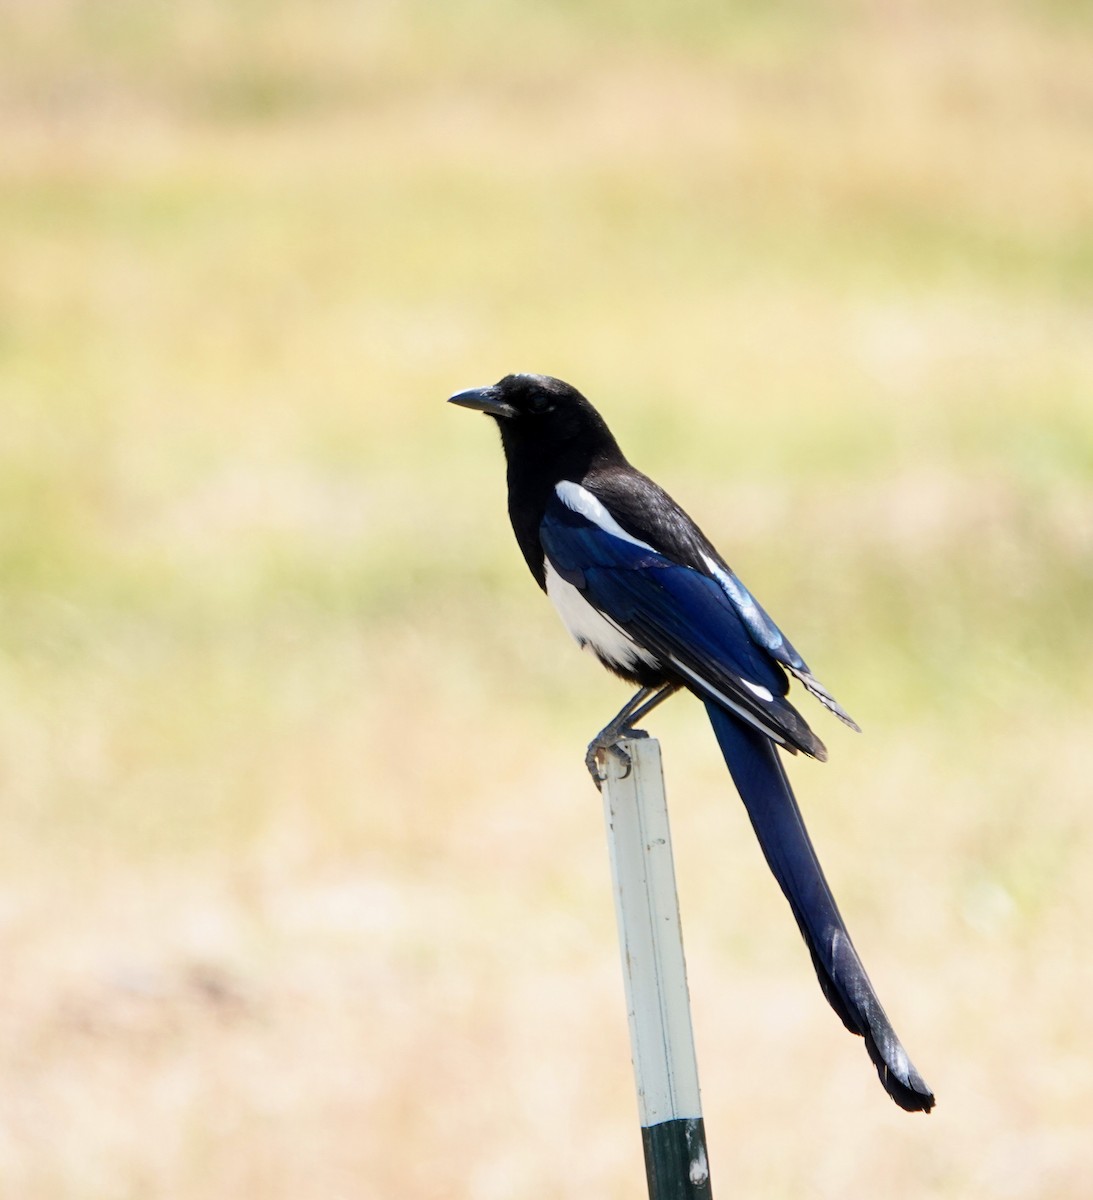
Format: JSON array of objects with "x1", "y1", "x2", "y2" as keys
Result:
[{"x1": 0, "y1": 2, "x2": 1091, "y2": 1196}]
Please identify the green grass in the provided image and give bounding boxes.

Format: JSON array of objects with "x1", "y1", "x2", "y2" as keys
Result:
[{"x1": 1, "y1": 2, "x2": 1092, "y2": 1197}]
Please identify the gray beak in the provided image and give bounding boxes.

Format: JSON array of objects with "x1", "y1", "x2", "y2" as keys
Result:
[{"x1": 447, "y1": 385, "x2": 517, "y2": 419}]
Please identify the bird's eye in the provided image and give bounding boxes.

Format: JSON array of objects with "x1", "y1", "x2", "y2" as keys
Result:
[{"x1": 528, "y1": 394, "x2": 553, "y2": 414}]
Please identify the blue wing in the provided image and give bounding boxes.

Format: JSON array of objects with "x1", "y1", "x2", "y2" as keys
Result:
[
  {"x1": 558, "y1": 472, "x2": 859, "y2": 730},
  {"x1": 540, "y1": 494, "x2": 827, "y2": 758}
]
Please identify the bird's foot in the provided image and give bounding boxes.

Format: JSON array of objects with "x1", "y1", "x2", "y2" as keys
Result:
[{"x1": 585, "y1": 725, "x2": 650, "y2": 789}]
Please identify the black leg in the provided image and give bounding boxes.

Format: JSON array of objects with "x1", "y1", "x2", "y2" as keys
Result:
[{"x1": 586, "y1": 684, "x2": 680, "y2": 786}]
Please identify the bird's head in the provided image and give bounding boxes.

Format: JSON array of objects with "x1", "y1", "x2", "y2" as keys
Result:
[{"x1": 448, "y1": 373, "x2": 619, "y2": 468}]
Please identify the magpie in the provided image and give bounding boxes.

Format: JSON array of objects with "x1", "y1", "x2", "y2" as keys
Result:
[{"x1": 449, "y1": 371, "x2": 934, "y2": 1114}]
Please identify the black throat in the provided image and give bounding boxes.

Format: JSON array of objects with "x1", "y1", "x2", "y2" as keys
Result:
[{"x1": 497, "y1": 416, "x2": 624, "y2": 590}]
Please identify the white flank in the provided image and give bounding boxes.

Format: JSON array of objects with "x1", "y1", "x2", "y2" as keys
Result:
[
  {"x1": 555, "y1": 481, "x2": 656, "y2": 552},
  {"x1": 544, "y1": 560, "x2": 657, "y2": 672}
]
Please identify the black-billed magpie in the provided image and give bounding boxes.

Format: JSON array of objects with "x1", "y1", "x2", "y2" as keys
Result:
[{"x1": 449, "y1": 372, "x2": 934, "y2": 1113}]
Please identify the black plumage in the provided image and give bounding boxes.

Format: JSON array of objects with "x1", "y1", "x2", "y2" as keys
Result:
[{"x1": 450, "y1": 371, "x2": 934, "y2": 1113}]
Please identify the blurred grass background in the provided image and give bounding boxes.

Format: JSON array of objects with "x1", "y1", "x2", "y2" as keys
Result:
[{"x1": 1, "y1": 0, "x2": 1091, "y2": 1196}]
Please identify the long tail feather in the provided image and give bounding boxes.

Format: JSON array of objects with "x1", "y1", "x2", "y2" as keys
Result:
[{"x1": 705, "y1": 701, "x2": 934, "y2": 1113}]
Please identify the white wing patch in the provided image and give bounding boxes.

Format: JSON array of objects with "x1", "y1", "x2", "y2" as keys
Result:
[
  {"x1": 667, "y1": 656, "x2": 787, "y2": 747},
  {"x1": 555, "y1": 481, "x2": 656, "y2": 552},
  {"x1": 544, "y1": 559, "x2": 658, "y2": 672},
  {"x1": 739, "y1": 677, "x2": 774, "y2": 702},
  {"x1": 701, "y1": 552, "x2": 784, "y2": 649}
]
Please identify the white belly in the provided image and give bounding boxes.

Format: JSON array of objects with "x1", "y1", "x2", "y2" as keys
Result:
[{"x1": 544, "y1": 559, "x2": 658, "y2": 673}]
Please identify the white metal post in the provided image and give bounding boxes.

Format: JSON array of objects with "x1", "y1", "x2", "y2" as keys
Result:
[{"x1": 600, "y1": 736, "x2": 713, "y2": 1199}]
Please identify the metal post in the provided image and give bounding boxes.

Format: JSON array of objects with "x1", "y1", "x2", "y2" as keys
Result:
[{"x1": 600, "y1": 736, "x2": 713, "y2": 1200}]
